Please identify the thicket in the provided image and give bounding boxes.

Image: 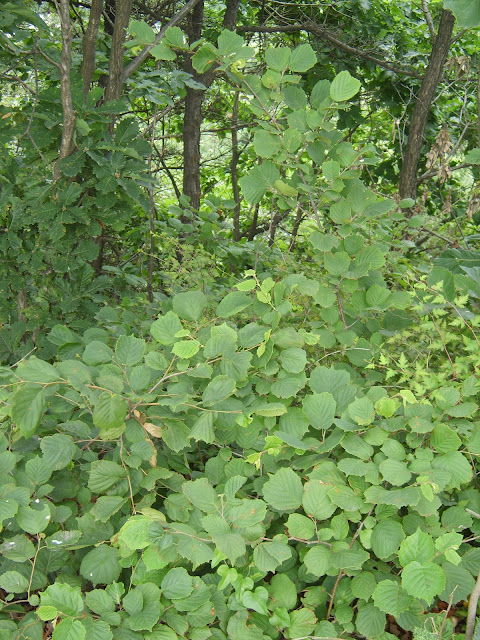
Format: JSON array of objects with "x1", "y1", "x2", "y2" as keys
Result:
[{"x1": 2, "y1": 3, "x2": 480, "y2": 640}]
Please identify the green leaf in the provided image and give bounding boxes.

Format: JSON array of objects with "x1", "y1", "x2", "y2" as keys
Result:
[
  {"x1": 213, "y1": 532, "x2": 246, "y2": 562},
  {"x1": 371, "y1": 520, "x2": 405, "y2": 559},
  {"x1": 304, "y1": 546, "x2": 331, "y2": 577},
  {"x1": 80, "y1": 545, "x2": 121, "y2": 586},
  {"x1": 88, "y1": 460, "x2": 127, "y2": 493},
  {"x1": 16, "y1": 505, "x2": 51, "y2": 535},
  {"x1": 287, "y1": 608, "x2": 317, "y2": 639},
  {"x1": 379, "y1": 459, "x2": 412, "y2": 486},
  {"x1": 239, "y1": 161, "x2": 280, "y2": 204},
  {"x1": 125, "y1": 583, "x2": 161, "y2": 632},
  {"x1": 254, "y1": 130, "x2": 281, "y2": 158},
  {"x1": 83, "y1": 341, "x2": 114, "y2": 365},
  {"x1": 302, "y1": 480, "x2": 336, "y2": 520},
  {"x1": 128, "y1": 19, "x2": 155, "y2": 44},
  {"x1": 165, "y1": 26, "x2": 186, "y2": 47},
  {"x1": 289, "y1": 43, "x2": 317, "y2": 72},
  {"x1": 90, "y1": 496, "x2": 127, "y2": 523},
  {"x1": 399, "y1": 529, "x2": 435, "y2": 567},
  {"x1": 401, "y1": 562, "x2": 445, "y2": 605},
  {"x1": 216, "y1": 291, "x2": 253, "y2": 317},
  {"x1": 372, "y1": 580, "x2": 413, "y2": 617},
  {"x1": 40, "y1": 583, "x2": 84, "y2": 617},
  {"x1": 151, "y1": 312, "x2": 183, "y2": 345},
  {"x1": 355, "y1": 603, "x2": 385, "y2": 638},
  {"x1": 253, "y1": 540, "x2": 291, "y2": 572},
  {"x1": 37, "y1": 605, "x2": 58, "y2": 620},
  {"x1": 268, "y1": 574, "x2": 298, "y2": 610},
  {"x1": 265, "y1": 46, "x2": 290, "y2": 71},
  {"x1": 0, "y1": 535, "x2": 35, "y2": 562},
  {"x1": 162, "y1": 568, "x2": 193, "y2": 599},
  {"x1": 52, "y1": 619, "x2": 86, "y2": 640},
  {"x1": 330, "y1": 70, "x2": 361, "y2": 101},
  {"x1": 183, "y1": 478, "x2": 219, "y2": 513},
  {"x1": 348, "y1": 396, "x2": 375, "y2": 425},
  {"x1": 228, "y1": 499, "x2": 267, "y2": 528},
  {"x1": 465, "y1": 147, "x2": 480, "y2": 163},
  {"x1": 93, "y1": 393, "x2": 128, "y2": 430},
  {"x1": 286, "y1": 513, "x2": 315, "y2": 539},
  {"x1": 16, "y1": 356, "x2": 59, "y2": 383},
  {"x1": 115, "y1": 335, "x2": 145, "y2": 365},
  {"x1": 40, "y1": 434, "x2": 76, "y2": 470},
  {"x1": 279, "y1": 348, "x2": 307, "y2": 373},
  {"x1": 202, "y1": 375, "x2": 236, "y2": 406},
  {"x1": 263, "y1": 467, "x2": 303, "y2": 511},
  {"x1": 431, "y1": 424, "x2": 461, "y2": 452},
  {"x1": 172, "y1": 339, "x2": 200, "y2": 359},
  {"x1": 444, "y1": 0, "x2": 480, "y2": 27},
  {"x1": 11, "y1": 384, "x2": 46, "y2": 437},
  {"x1": 302, "y1": 392, "x2": 336, "y2": 429},
  {"x1": 0, "y1": 570, "x2": 29, "y2": 593},
  {"x1": 172, "y1": 290, "x2": 208, "y2": 321},
  {"x1": 274, "y1": 179, "x2": 298, "y2": 197},
  {"x1": 328, "y1": 485, "x2": 364, "y2": 511},
  {"x1": 324, "y1": 251, "x2": 351, "y2": 276},
  {"x1": 150, "y1": 43, "x2": 176, "y2": 60},
  {"x1": 190, "y1": 412, "x2": 215, "y2": 443}
]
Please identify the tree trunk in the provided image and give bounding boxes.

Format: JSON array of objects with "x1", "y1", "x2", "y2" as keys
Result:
[
  {"x1": 398, "y1": 9, "x2": 455, "y2": 201},
  {"x1": 182, "y1": 0, "x2": 240, "y2": 211},
  {"x1": 231, "y1": 91, "x2": 241, "y2": 240},
  {"x1": 81, "y1": 0, "x2": 104, "y2": 103},
  {"x1": 104, "y1": 0, "x2": 133, "y2": 102}
]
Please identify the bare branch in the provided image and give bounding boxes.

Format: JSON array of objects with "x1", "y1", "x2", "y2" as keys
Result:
[
  {"x1": 81, "y1": 0, "x2": 104, "y2": 102},
  {"x1": 422, "y1": 0, "x2": 436, "y2": 41}
]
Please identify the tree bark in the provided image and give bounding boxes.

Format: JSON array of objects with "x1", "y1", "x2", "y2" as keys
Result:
[
  {"x1": 54, "y1": 0, "x2": 75, "y2": 180},
  {"x1": 81, "y1": 0, "x2": 104, "y2": 102},
  {"x1": 398, "y1": 9, "x2": 455, "y2": 201},
  {"x1": 231, "y1": 90, "x2": 241, "y2": 241},
  {"x1": 104, "y1": 0, "x2": 133, "y2": 102},
  {"x1": 182, "y1": 0, "x2": 240, "y2": 210}
]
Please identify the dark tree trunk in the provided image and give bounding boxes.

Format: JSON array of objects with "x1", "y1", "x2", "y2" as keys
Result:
[
  {"x1": 247, "y1": 203, "x2": 260, "y2": 241},
  {"x1": 182, "y1": 0, "x2": 240, "y2": 211},
  {"x1": 104, "y1": 0, "x2": 133, "y2": 102},
  {"x1": 398, "y1": 9, "x2": 455, "y2": 201},
  {"x1": 81, "y1": 0, "x2": 104, "y2": 102}
]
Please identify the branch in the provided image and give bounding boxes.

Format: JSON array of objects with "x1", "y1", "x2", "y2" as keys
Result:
[
  {"x1": 236, "y1": 23, "x2": 421, "y2": 78},
  {"x1": 123, "y1": 0, "x2": 203, "y2": 81},
  {"x1": 53, "y1": 0, "x2": 75, "y2": 180},
  {"x1": 422, "y1": 0, "x2": 436, "y2": 41},
  {"x1": 81, "y1": 0, "x2": 104, "y2": 102}
]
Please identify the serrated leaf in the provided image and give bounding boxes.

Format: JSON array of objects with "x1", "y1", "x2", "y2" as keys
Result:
[
  {"x1": 289, "y1": 43, "x2": 317, "y2": 72},
  {"x1": 93, "y1": 393, "x2": 128, "y2": 430},
  {"x1": 80, "y1": 545, "x2": 121, "y2": 586},
  {"x1": 302, "y1": 480, "x2": 336, "y2": 520},
  {"x1": 444, "y1": 0, "x2": 480, "y2": 27},
  {"x1": 371, "y1": 520, "x2": 405, "y2": 559},
  {"x1": 11, "y1": 384, "x2": 46, "y2": 437},
  {"x1": 40, "y1": 583, "x2": 84, "y2": 617},
  {"x1": 150, "y1": 43, "x2": 176, "y2": 60},
  {"x1": 202, "y1": 375, "x2": 236, "y2": 407},
  {"x1": 161, "y1": 567, "x2": 193, "y2": 599},
  {"x1": 52, "y1": 619, "x2": 86, "y2": 640},
  {"x1": 302, "y1": 392, "x2": 336, "y2": 429},
  {"x1": 330, "y1": 70, "x2": 361, "y2": 101},
  {"x1": 115, "y1": 335, "x2": 145, "y2": 365},
  {"x1": 172, "y1": 339, "x2": 200, "y2": 359},
  {"x1": 216, "y1": 291, "x2": 253, "y2": 317},
  {"x1": 16, "y1": 356, "x2": 59, "y2": 383},
  {"x1": 151, "y1": 312, "x2": 183, "y2": 345},
  {"x1": 401, "y1": 562, "x2": 445, "y2": 605},
  {"x1": 16, "y1": 504, "x2": 51, "y2": 534},
  {"x1": 183, "y1": 478, "x2": 219, "y2": 513},
  {"x1": 265, "y1": 46, "x2": 290, "y2": 71},
  {"x1": 172, "y1": 290, "x2": 208, "y2": 321},
  {"x1": 40, "y1": 434, "x2": 76, "y2": 470},
  {"x1": 0, "y1": 570, "x2": 29, "y2": 593},
  {"x1": 90, "y1": 496, "x2": 127, "y2": 523},
  {"x1": 263, "y1": 467, "x2": 303, "y2": 511},
  {"x1": 304, "y1": 546, "x2": 331, "y2": 577},
  {"x1": 399, "y1": 529, "x2": 434, "y2": 566}
]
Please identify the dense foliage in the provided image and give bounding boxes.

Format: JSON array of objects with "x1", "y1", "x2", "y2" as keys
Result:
[{"x1": 2, "y1": 1, "x2": 480, "y2": 640}]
